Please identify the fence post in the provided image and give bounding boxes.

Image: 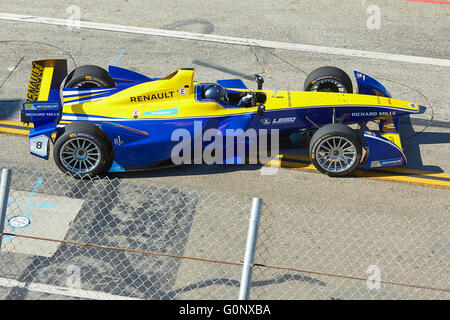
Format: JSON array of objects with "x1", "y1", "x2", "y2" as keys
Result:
[
  {"x1": 0, "y1": 168, "x2": 12, "y2": 252},
  {"x1": 239, "y1": 197, "x2": 262, "y2": 300}
]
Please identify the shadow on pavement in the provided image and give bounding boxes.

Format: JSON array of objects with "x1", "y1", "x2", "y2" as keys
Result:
[
  {"x1": 401, "y1": 116, "x2": 450, "y2": 172},
  {"x1": 0, "y1": 99, "x2": 22, "y2": 120}
]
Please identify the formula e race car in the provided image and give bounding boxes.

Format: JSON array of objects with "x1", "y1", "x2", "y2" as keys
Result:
[{"x1": 21, "y1": 59, "x2": 425, "y2": 177}]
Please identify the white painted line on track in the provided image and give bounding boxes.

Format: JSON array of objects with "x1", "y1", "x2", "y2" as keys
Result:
[
  {"x1": 0, "y1": 277, "x2": 139, "y2": 300},
  {"x1": 0, "y1": 12, "x2": 449, "y2": 67}
]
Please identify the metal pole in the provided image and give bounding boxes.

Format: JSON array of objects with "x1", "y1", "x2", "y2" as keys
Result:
[
  {"x1": 239, "y1": 197, "x2": 262, "y2": 300},
  {"x1": 0, "y1": 168, "x2": 12, "y2": 252}
]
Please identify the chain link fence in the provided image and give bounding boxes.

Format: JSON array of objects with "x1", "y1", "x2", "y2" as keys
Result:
[
  {"x1": 0, "y1": 164, "x2": 448, "y2": 300},
  {"x1": 252, "y1": 202, "x2": 449, "y2": 299}
]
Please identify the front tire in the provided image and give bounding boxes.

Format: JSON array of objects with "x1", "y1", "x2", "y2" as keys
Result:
[
  {"x1": 309, "y1": 124, "x2": 362, "y2": 177},
  {"x1": 53, "y1": 122, "x2": 113, "y2": 178}
]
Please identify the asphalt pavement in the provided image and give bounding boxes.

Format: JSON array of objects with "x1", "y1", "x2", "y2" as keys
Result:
[{"x1": 0, "y1": 0, "x2": 448, "y2": 300}]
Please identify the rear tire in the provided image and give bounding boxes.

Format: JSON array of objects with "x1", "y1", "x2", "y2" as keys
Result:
[
  {"x1": 64, "y1": 65, "x2": 115, "y2": 89},
  {"x1": 53, "y1": 121, "x2": 113, "y2": 178},
  {"x1": 304, "y1": 66, "x2": 353, "y2": 93},
  {"x1": 309, "y1": 123, "x2": 361, "y2": 177}
]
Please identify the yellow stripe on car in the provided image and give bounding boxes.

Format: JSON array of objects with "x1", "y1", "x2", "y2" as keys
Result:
[{"x1": 37, "y1": 60, "x2": 55, "y2": 102}]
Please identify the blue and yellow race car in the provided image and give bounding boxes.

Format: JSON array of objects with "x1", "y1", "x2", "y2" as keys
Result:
[{"x1": 21, "y1": 59, "x2": 425, "y2": 177}]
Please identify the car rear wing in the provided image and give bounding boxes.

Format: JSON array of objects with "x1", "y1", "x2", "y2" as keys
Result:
[{"x1": 21, "y1": 59, "x2": 68, "y2": 159}]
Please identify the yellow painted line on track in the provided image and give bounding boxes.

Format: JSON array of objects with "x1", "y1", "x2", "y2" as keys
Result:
[
  {"x1": 0, "y1": 120, "x2": 33, "y2": 128},
  {"x1": 268, "y1": 159, "x2": 317, "y2": 172},
  {"x1": 0, "y1": 120, "x2": 31, "y2": 135},
  {"x1": 279, "y1": 153, "x2": 450, "y2": 179},
  {"x1": 373, "y1": 167, "x2": 450, "y2": 179},
  {"x1": 352, "y1": 169, "x2": 450, "y2": 189},
  {"x1": 273, "y1": 154, "x2": 450, "y2": 190},
  {"x1": 0, "y1": 127, "x2": 30, "y2": 135}
]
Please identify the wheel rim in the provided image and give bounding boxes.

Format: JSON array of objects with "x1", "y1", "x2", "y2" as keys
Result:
[
  {"x1": 310, "y1": 79, "x2": 347, "y2": 93},
  {"x1": 315, "y1": 136, "x2": 357, "y2": 173},
  {"x1": 60, "y1": 137, "x2": 101, "y2": 174}
]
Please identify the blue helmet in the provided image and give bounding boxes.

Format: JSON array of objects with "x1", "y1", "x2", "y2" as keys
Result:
[{"x1": 203, "y1": 84, "x2": 229, "y2": 104}]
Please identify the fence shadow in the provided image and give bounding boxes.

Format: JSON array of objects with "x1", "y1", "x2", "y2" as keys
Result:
[{"x1": 165, "y1": 273, "x2": 327, "y2": 299}]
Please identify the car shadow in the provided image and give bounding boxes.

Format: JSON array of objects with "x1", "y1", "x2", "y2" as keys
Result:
[
  {"x1": 0, "y1": 99, "x2": 23, "y2": 120},
  {"x1": 111, "y1": 162, "x2": 264, "y2": 180},
  {"x1": 400, "y1": 115, "x2": 450, "y2": 172}
]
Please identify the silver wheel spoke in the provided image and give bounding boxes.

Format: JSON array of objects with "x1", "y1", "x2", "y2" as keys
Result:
[
  {"x1": 326, "y1": 161, "x2": 333, "y2": 170},
  {"x1": 341, "y1": 141, "x2": 350, "y2": 149},
  {"x1": 85, "y1": 158, "x2": 94, "y2": 167}
]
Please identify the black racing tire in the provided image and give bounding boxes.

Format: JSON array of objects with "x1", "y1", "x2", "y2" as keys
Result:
[
  {"x1": 309, "y1": 123, "x2": 362, "y2": 177},
  {"x1": 304, "y1": 66, "x2": 353, "y2": 93},
  {"x1": 64, "y1": 65, "x2": 115, "y2": 89},
  {"x1": 53, "y1": 121, "x2": 113, "y2": 178}
]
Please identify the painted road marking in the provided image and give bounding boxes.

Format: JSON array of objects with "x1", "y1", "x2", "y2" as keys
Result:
[
  {"x1": 276, "y1": 153, "x2": 450, "y2": 179},
  {"x1": 0, "y1": 277, "x2": 138, "y2": 300},
  {"x1": 0, "y1": 120, "x2": 449, "y2": 189},
  {"x1": 269, "y1": 155, "x2": 450, "y2": 190},
  {"x1": 113, "y1": 48, "x2": 125, "y2": 66},
  {"x1": 0, "y1": 120, "x2": 32, "y2": 135},
  {"x1": 0, "y1": 12, "x2": 449, "y2": 67},
  {"x1": 2, "y1": 190, "x2": 84, "y2": 257}
]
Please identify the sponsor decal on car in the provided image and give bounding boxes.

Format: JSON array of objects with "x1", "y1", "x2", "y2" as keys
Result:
[
  {"x1": 352, "y1": 111, "x2": 396, "y2": 117},
  {"x1": 142, "y1": 108, "x2": 178, "y2": 116},
  {"x1": 25, "y1": 62, "x2": 45, "y2": 102},
  {"x1": 260, "y1": 117, "x2": 296, "y2": 125},
  {"x1": 130, "y1": 91, "x2": 175, "y2": 103},
  {"x1": 358, "y1": 73, "x2": 365, "y2": 80},
  {"x1": 272, "y1": 117, "x2": 296, "y2": 125},
  {"x1": 260, "y1": 118, "x2": 271, "y2": 125},
  {"x1": 23, "y1": 102, "x2": 59, "y2": 111},
  {"x1": 370, "y1": 160, "x2": 382, "y2": 168},
  {"x1": 371, "y1": 158, "x2": 403, "y2": 168},
  {"x1": 114, "y1": 136, "x2": 124, "y2": 146}
]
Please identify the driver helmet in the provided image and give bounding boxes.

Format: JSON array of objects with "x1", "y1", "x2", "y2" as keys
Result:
[{"x1": 203, "y1": 84, "x2": 229, "y2": 104}]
